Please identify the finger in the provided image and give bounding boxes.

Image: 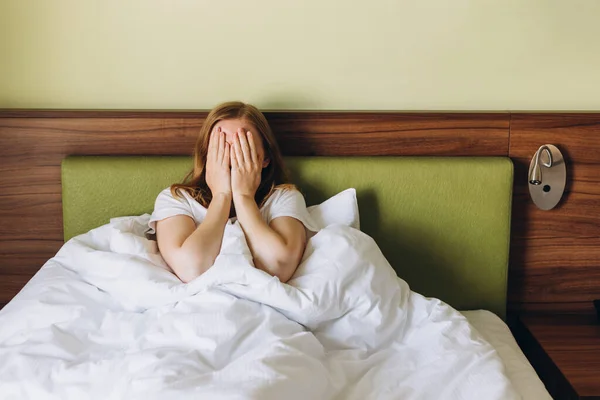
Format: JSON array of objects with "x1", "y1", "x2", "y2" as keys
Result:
[
  {"x1": 246, "y1": 130, "x2": 259, "y2": 165},
  {"x1": 217, "y1": 129, "x2": 225, "y2": 163},
  {"x1": 223, "y1": 142, "x2": 230, "y2": 167},
  {"x1": 230, "y1": 143, "x2": 238, "y2": 169},
  {"x1": 237, "y1": 129, "x2": 252, "y2": 167},
  {"x1": 233, "y1": 132, "x2": 245, "y2": 168},
  {"x1": 209, "y1": 126, "x2": 219, "y2": 151},
  {"x1": 207, "y1": 126, "x2": 219, "y2": 162}
]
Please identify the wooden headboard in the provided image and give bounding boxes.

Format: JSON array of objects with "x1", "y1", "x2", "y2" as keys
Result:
[{"x1": 1, "y1": 110, "x2": 599, "y2": 316}]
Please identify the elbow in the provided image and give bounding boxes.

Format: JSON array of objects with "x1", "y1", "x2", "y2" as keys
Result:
[
  {"x1": 271, "y1": 259, "x2": 299, "y2": 284},
  {"x1": 168, "y1": 250, "x2": 214, "y2": 283},
  {"x1": 177, "y1": 269, "x2": 201, "y2": 284},
  {"x1": 176, "y1": 259, "x2": 212, "y2": 283},
  {"x1": 277, "y1": 273, "x2": 293, "y2": 284},
  {"x1": 259, "y1": 246, "x2": 303, "y2": 283}
]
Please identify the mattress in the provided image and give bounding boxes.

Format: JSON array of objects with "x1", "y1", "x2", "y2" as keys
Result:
[{"x1": 462, "y1": 310, "x2": 551, "y2": 399}]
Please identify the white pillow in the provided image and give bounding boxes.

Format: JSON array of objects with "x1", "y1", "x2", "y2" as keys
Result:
[{"x1": 306, "y1": 188, "x2": 360, "y2": 230}]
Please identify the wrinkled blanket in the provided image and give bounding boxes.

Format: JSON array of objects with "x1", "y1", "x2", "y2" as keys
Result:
[{"x1": 0, "y1": 215, "x2": 518, "y2": 400}]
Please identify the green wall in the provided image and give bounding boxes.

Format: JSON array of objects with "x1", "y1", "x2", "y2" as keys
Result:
[{"x1": 1, "y1": 1, "x2": 600, "y2": 110}]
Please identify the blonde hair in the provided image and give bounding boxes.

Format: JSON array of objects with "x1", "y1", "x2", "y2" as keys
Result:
[{"x1": 171, "y1": 101, "x2": 295, "y2": 215}]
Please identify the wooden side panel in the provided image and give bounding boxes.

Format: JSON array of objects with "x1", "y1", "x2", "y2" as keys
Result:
[
  {"x1": 514, "y1": 314, "x2": 600, "y2": 399},
  {"x1": 0, "y1": 111, "x2": 509, "y2": 306},
  {"x1": 267, "y1": 112, "x2": 510, "y2": 156},
  {"x1": 509, "y1": 114, "x2": 600, "y2": 314}
]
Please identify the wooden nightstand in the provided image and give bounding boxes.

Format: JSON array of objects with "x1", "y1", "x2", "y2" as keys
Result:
[{"x1": 513, "y1": 314, "x2": 600, "y2": 400}]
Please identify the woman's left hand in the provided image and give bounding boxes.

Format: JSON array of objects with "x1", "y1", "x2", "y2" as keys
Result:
[{"x1": 231, "y1": 128, "x2": 262, "y2": 199}]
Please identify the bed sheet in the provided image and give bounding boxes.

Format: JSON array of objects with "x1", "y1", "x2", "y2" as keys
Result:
[{"x1": 462, "y1": 310, "x2": 551, "y2": 400}]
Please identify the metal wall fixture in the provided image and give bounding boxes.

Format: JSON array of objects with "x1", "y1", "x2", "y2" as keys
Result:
[{"x1": 528, "y1": 144, "x2": 566, "y2": 210}]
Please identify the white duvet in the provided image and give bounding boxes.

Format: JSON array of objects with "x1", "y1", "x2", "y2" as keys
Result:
[{"x1": 0, "y1": 215, "x2": 519, "y2": 400}]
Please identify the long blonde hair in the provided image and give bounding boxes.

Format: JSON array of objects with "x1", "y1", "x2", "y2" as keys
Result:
[{"x1": 171, "y1": 101, "x2": 295, "y2": 215}]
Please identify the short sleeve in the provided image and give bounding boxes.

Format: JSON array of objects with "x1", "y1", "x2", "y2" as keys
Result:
[
  {"x1": 267, "y1": 188, "x2": 320, "y2": 233},
  {"x1": 147, "y1": 188, "x2": 195, "y2": 234}
]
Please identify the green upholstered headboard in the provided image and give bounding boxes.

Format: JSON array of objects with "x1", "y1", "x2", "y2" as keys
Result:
[{"x1": 62, "y1": 156, "x2": 513, "y2": 318}]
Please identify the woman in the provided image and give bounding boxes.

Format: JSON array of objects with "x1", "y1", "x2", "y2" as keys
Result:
[{"x1": 148, "y1": 101, "x2": 317, "y2": 284}]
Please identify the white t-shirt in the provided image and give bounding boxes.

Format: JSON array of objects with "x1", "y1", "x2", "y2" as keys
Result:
[{"x1": 147, "y1": 187, "x2": 319, "y2": 235}]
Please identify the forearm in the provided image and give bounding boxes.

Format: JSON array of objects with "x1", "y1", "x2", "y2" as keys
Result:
[
  {"x1": 178, "y1": 193, "x2": 231, "y2": 278},
  {"x1": 233, "y1": 195, "x2": 292, "y2": 278}
]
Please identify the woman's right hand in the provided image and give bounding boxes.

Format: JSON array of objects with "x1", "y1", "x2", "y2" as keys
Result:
[{"x1": 205, "y1": 126, "x2": 232, "y2": 197}]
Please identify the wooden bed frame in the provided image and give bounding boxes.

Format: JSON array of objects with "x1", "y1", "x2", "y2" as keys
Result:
[{"x1": 1, "y1": 110, "x2": 599, "y2": 316}]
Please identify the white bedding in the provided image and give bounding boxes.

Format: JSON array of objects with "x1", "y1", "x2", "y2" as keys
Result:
[
  {"x1": 462, "y1": 311, "x2": 551, "y2": 400},
  {"x1": 0, "y1": 214, "x2": 523, "y2": 400}
]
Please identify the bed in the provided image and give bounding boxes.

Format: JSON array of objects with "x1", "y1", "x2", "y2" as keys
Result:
[{"x1": 0, "y1": 155, "x2": 550, "y2": 399}]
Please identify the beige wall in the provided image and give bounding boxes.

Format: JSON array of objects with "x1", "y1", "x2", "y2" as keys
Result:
[{"x1": 1, "y1": 0, "x2": 600, "y2": 110}]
